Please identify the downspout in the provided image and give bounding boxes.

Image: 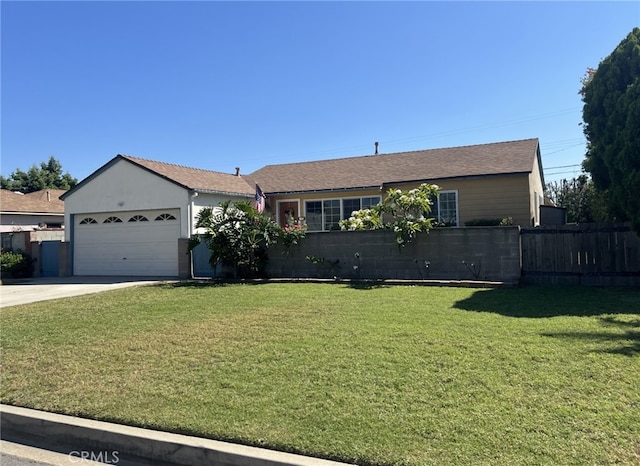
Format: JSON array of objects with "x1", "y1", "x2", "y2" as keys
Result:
[
  {"x1": 188, "y1": 190, "x2": 198, "y2": 238},
  {"x1": 69, "y1": 213, "x2": 75, "y2": 276}
]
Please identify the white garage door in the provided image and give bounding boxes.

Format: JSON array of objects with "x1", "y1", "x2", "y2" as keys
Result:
[{"x1": 74, "y1": 209, "x2": 180, "y2": 276}]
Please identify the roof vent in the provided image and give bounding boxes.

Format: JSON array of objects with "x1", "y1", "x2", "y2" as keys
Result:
[
  {"x1": 375, "y1": 142, "x2": 379, "y2": 155},
  {"x1": 235, "y1": 167, "x2": 240, "y2": 176}
]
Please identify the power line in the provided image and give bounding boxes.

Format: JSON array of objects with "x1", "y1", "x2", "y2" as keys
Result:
[
  {"x1": 248, "y1": 107, "x2": 584, "y2": 164},
  {"x1": 544, "y1": 163, "x2": 582, "y2": 170},
  {"x1": 543, "y1": 142, "x2": 585, "y2": 156}
]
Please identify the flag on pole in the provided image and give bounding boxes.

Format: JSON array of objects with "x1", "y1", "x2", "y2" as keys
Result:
[{"x1": 255, "y1": 184, "x2": 265, "y2": 213}]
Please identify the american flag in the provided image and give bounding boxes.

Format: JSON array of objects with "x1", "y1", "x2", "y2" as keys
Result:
[{"x1": 255, "y1": 184, "x2": 265, "y2": 213}]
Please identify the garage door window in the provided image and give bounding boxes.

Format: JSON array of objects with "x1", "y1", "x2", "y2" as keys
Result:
[
  {"x1": 128, "y1": 215, "x2": 149, "y2": 222},
  {"x1": 104, "y1": 216, "x2": 123, "y2": 223},
  {"x1": 155, "y1": 213, "x2": 177, "y2": 221},
  {"x1": 79, "y1": 218, "x2": 98, "y2": 225}
]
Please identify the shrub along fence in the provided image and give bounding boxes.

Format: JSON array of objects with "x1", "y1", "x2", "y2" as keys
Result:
[
  {"x1": 521, "y1": 223, "x2": 640, "y2": 286},
  {"x1": 265, "y1": 227, "x2": 522, "y2": 283}
]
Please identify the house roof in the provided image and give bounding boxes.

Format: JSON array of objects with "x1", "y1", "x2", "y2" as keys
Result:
[
  {"x1": 119, "y1": 155, "x2": 255, "y2": 196},
  {"x1": 60, "y1": 138, "x2": 542, "y2": 202},
  {"x1": 61, "y1": 155, "x2": 255, "y2": 200},
  {"x1": 248, "y1": 138, "x2": 541, "y2": 194},
  {"x1": 1, "y1": 189, "x2": 66, "y2": 214}
]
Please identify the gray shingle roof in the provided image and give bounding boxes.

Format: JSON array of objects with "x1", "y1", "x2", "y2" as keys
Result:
[{"x1": 248, "y1": 138, "x2": 540, "y2": 194}]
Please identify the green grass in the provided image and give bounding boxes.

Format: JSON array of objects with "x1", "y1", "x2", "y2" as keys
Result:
[{"x1": 1, "y1": 283, "x2": 639, "y2": 465}]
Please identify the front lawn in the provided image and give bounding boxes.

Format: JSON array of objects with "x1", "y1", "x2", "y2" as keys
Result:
[{"x1": 1, "y1": 283, "x2": 639, "y2": 465}]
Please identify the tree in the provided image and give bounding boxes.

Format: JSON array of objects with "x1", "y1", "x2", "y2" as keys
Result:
[
  {"x1": 0, "y1": 156, "x2": 78, "y2": 193},
  {"x1": 544, "y1": 175, "x2": 610, "y2": 223},
  {"x1": 189, "y1": 200, "x2": 306, "y2": 279},
  {"x1": 339, "y1": 183, "x2": 439, "y2": 246},
  {"x1": 581, "y1": 27, "x2": 640, "y2": 233}
]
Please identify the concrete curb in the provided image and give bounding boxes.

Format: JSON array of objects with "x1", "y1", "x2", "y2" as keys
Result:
[{"x1": 0, "y1": 404, "x2": 354, "y2": 466}]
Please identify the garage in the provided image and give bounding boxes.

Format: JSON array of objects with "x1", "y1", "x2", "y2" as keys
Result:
[{"x1": 73, "y1": 209, "x2": 180, "y2": 276}]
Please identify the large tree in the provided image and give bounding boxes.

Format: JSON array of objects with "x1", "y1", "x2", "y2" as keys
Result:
[
  {"x1": 0, "y1": 156, "x2": 78, "y2": 193},
  {"x1": 581, "y1": 27, "x2": 640, "y2": 233},
  {"x1": 545, "y1": 175, "x2": 610, "y2": 224}
]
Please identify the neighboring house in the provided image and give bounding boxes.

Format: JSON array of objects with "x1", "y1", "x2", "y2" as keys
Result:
[
  {"x1": 248, "y1": 138, "x2": 544, "y2": 230},
  {"x1": 1, "y1": 189, "x2": 66, "y2": 252},
  {"x1": 1, "y1": 189, "x2": 66, "y2": 231},
  {"x1": 60, "y1": 138, "x2": 544, "y2": 277},
  {"x1": 60, "y1": 155, "x2": 254, "y2": 277}
]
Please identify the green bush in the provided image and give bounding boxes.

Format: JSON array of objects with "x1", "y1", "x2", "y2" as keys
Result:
[
  {"x1": 465, "y1": 217, "x2": 513, "y2": 226},
  {"x1": 189, "y1": 200, "x2": 306, "y2": 279},
  {"x1": 1, "y1": 250, "x2": 34, "y2": 278},
  {"x1": 340, "y1": 183, "x2": 439, "y2": 246}
]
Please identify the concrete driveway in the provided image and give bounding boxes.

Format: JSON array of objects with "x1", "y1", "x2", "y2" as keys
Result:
[{"x1": 0, "y1": 277, "x2": 174, "y2": 308}]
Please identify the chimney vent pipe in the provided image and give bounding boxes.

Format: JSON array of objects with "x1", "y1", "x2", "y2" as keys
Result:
[
  {"x1": 374, "y1": 142, "x2": 379, "y2": 155},
  {"x1": 235, "y1": 167, "x2": 240, "y2": 176}
]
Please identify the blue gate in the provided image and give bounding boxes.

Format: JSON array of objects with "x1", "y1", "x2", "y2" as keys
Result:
[
  {"x1": 41, "y1": 241, "x2": 60, "y2": 277},
  {"x1": 191, "y1": 240, "x2": 218, "y2": 278}
]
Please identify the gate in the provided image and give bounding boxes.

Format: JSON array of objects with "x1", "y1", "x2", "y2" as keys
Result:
[
  {"x1": 191, "y1": 240, "x2": 220, "y2": 278},
  {"x1": 521, "y1": 223, "x2": 640, "y2": 286},
  {"x1": 40, "y1": 241, "x2": 60, "y2": 277}
]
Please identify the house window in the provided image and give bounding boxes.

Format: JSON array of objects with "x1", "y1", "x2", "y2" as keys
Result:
[
  {"x1": 128, "y1": 215, "x2": 149, "y2": 222},
  {"x1": 79, "y1": 218, "x2": 98, "y2": 225},
  {"x1": 431, "y1": 190, "x2": 458, "y2": 226},
  {"x1": 155, "y1": 213, "x2": 176, "y2": 221},
  {"x1": 305, "y1": 201, "x2": 323, "y2": 231},
  {"x1": 323, "y1": 200, "x2": 341, "y2": 230},
  {"x1": 304, "y1": 196, "x2": 382, "y2": 231},
  {"x1": 362, "y1": 196, "x2": 381, "y2": 210},
  {"x1": 343, "y1": 196, "x2": 381, "y2": 218},
  {"x1": 343, "y1": 198, "x2": 361, "y2": 218},
  {"x1": 104, "y1": 216, "x2": 123, "y2": 223},
  {"x1": 2, "y1": 234, "x2": 12, "y2": 250}
]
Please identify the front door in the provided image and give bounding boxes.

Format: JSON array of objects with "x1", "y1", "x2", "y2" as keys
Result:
[{"x1": 278, "y1": 201, "x2": 299, "y2": 227}]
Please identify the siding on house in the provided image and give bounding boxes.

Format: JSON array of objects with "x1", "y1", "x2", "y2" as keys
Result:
[
  {"x1": 268, "y1": 174, "x2": 536, "y2": 229},
  {"x1": 251, "y1": 138, "x2": 544, "y2": 228},
  {"x1": 434, "y1": 175, "x2": 532, "y2": 226}
]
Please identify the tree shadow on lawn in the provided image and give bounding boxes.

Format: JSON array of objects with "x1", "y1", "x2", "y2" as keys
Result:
[
  {"x1": 541, "y1": 316, "x2": 640, "y2": 356},
  {"x1": 453, "y1": 285, "x2": 639, "y2": 318},
  {"x1": 454, "y1": 286, "x2": 640, "y2": 356}
]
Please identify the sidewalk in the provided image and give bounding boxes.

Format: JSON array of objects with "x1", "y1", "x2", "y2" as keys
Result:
[{"x1": 0, "y1": 404, "x2": 353, "y2": 466}]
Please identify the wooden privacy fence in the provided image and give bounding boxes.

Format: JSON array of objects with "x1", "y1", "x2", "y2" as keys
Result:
[{"x1": 521, "y1": 223, "x2": 640, "y2": 286}]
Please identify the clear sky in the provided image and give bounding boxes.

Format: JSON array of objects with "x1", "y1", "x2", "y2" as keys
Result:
[{"x1": 2, "y1": 1, "x2": 638, "y2": 185}]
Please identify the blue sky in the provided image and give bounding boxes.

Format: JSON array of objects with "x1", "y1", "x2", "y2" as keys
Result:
[{"x1": 2, "y1": 1, "x2": 638, "y2": 185}]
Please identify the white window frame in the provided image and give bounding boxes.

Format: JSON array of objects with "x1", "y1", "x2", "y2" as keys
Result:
[
  {"x1": 304, "y1": 200, "x2": 325, "y2": 232},
  {"x1": 433, "y1": 190, "x2": 459, "y2": 227},
  {"x1": 304, "y1": 195, "x2": 382, "y2": 232}
]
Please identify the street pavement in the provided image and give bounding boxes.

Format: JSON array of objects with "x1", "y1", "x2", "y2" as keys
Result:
[{"x1": 1, "y1": 440, "x2": 105, "y2": 466}]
